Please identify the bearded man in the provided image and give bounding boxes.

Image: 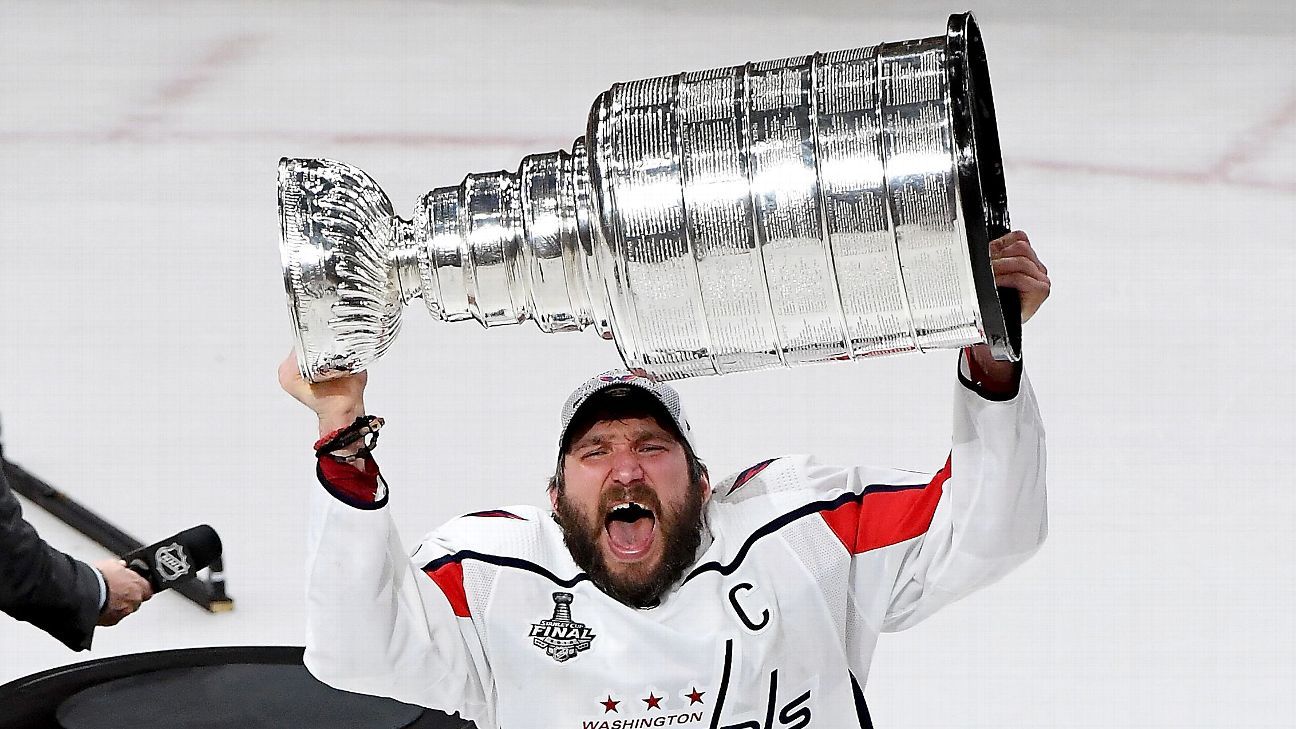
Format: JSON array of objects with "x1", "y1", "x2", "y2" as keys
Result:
[{"x1": 282, "y1": 230, "x2": 1050, "y2": 729}]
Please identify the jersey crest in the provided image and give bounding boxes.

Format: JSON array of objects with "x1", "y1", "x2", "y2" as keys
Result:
[{"x1": 530, "y1": 592, "x2": 596, "y2": 662}]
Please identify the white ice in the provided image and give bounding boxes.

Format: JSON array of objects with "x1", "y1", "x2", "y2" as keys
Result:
[{"x1": 2, "y1": 1, "x2": 1294, "y2": 726}]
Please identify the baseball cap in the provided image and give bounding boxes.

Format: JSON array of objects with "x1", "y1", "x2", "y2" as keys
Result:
[{"x1": 558, "y1": 370, "x2": 697, "y2": 457}]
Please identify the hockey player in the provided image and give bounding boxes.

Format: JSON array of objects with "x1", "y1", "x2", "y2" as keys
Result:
[{"x1": 280, "y1": 230, "x2": 1051, "y2": 729}]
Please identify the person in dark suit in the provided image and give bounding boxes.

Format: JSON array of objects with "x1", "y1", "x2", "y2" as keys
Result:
[{"x1": 0, "y1": 439, "x2": 152, "y2": 651}]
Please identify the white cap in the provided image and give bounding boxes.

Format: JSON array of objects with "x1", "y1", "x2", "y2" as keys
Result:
[{"x1": 558, "y1": 370, "x2": 696, "y2": 456}]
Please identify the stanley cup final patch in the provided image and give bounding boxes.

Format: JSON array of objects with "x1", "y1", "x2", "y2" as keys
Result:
[
  {"x1": 154, "y1": 542, "x2": 191, "y2": 583},
  {"x1": 530, "y1": 592, "x2": 596, "y2": 662}
]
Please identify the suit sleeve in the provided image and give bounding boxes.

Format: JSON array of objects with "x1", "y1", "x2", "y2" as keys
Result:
[
  {"x1": 878, "y1": 367, "x2": 1048, "y2": 631},
  {"x1": 0, "y1": 459, "x2": 101, "y2": 651},
  {"x1": 303, "y1": 461, "x2": 492, "y2": 721}
]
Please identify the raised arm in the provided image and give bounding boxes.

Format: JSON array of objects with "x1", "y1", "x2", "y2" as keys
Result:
[
  {"x1": 279, "y1": 356, "x2": 491, "y2": 719},
  {"x1": 877, "y1": 357, "x2": 1047, "y2": 630},
  {"x1": 881, "y1": 229, "x2": 1051, "y2": 629}
]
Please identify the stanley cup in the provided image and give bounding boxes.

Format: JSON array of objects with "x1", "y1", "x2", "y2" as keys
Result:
[{"x1": 279, "y1": 13, "x2": 1018, "y2": 383}]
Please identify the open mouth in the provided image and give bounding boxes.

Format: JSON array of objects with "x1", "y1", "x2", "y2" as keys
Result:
[{"x1": 604, "y1": 501, "x2": 657, "y2": 562}]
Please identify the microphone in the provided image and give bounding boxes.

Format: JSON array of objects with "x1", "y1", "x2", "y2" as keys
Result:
[{"x1": 124, "y1": 524, "x2": 223, "y2": 593}]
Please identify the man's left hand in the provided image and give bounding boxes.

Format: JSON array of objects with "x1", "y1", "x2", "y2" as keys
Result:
[
  {"x1": 964, "y1": 230, "x2": 1051, "y2": 392},
  {"x1": 990, "y1": 230, "x2": 1050, "y2": 323}
]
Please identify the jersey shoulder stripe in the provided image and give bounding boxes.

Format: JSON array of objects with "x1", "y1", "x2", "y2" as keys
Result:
[
  {"x1": 424, "y1": 560, "x2": 471, "y2": 617},
  {"x1": 725, "y1": 458, "x2": 778, "y2": 496},
  {"x1": 422, "y1": 550, "x2": 589, "y2": 589},
  {"x1": 415, "y1": 505, "x2": 584, "y2": 612},
  {"x1": 819, "y1": 455, "x2": 950, "y2": 555},
  {"x1": 684, "y1": 469, "x2": 939, "y2": 583},
  {"x1": 420, "y1": 550, "x2": 590, "y2": 619},
  {"x1": 462, "y1": 509, "x2": 526, "y2": 520}
]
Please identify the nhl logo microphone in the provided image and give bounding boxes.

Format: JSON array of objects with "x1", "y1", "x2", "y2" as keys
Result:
[{"x1": 124, "y1": 524, "x2": 223, "y2": 592}]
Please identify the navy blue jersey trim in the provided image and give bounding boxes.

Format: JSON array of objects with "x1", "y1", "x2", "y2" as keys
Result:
[
  {"x1": 422, "y1": 550, "x2": 589, "y2": 588},
  {"x1": 315, "y1": 462, "x2": 388, "y2": 511},
  {"x1": 849, "y1": 672, "x2": 874, "y2": 729},
  {"x1": 684, "y1": 480, "x2": 929, "y2": 584},
  {"x1": 708, "y1": 640, "x2": 736, "y2": 729}
]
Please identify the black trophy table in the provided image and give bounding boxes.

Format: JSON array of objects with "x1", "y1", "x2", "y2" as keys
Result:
[{"x1": 0, "y1": 646, "x2": 474, "y2": 729}]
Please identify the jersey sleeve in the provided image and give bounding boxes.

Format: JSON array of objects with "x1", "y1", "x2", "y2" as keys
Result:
[
  {"x1": 303, "y1": 464, "x2": 493, "y2": 722},
  {"x1": 737, "y1": 365, "x2": 1047, "y2": 635},
  {"x1": 867, "y1": 368, "x2": 1047, "y2": 631}
]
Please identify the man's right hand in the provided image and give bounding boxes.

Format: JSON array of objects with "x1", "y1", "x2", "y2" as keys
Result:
[
  {"x1": 94, "y1": 559, "x2": 152, "y2": 627},
  {"x1": 278, "y1": 352, "x2": 368, "y2": 437}
]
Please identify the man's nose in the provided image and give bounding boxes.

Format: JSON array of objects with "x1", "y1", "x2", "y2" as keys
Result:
[{"x1": 608, "y1": 448, "x2": 645, "y2": 483}]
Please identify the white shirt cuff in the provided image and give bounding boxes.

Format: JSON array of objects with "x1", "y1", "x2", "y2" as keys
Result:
[{"x1": 93, "y1": 565, "x2": 107, "y2": 611}]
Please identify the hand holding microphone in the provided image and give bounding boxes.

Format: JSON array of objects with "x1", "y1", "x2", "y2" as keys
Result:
[
  {"x1": 95, "y1": 525, "x2": 223, "y2": 626},
  {"x1": 93, "y1": 558, "x2": 152, "y2": 627},
  {"x1": 123, "y1": 524, "x2": 223, "y2": 593}
]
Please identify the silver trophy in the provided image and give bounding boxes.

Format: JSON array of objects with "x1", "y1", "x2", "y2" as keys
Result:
[{"x1": 280, "y1": 13, "x2": 1018, "y2": 383}]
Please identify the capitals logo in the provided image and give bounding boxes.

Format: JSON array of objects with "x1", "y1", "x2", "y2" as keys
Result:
[
  {"x1": 531, "y1": 592, "x2": 596, "y2": 662},
  {"x1": 599, "y1": 374, "x2": 642, "y2": 383}
]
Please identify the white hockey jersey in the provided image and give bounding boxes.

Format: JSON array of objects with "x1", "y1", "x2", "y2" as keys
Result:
[{"x1": 304, "y1": 373, "x2": 1047, "y2": 729}]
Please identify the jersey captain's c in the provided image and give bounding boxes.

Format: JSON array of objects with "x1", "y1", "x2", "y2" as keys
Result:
[{"x1": 303, "y1": 373, "x2": 1047, "y2": 729}]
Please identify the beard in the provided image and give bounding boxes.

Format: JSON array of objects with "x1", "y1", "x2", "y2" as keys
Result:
[{"x1": 553, "y1": 479, "x2": 706, "y2": 608}]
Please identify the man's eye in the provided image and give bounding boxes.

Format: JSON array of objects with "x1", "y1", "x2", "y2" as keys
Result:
[
  {"x1": 581, "y1": 449, "x2": 607, "y2": 459},
  {"x1": 640, "y1": 444, "x2": 666, "y2": 453}
]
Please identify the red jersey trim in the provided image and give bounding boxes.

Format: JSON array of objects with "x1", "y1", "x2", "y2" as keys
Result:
[
  {"x1": 819, "y1": 456, "x2": 951, "y2": 555},
  {"x1": 316, "y1": 458, "x2": 385, "y2": 510},
  {"x1": 424, "y1": 561, "x2": 471, "y2": 618}
]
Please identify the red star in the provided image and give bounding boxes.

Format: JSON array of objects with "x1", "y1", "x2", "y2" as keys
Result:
[
  {"x1": 600, "y1": 696, "x2": 619, "y2": 713},
  {"x1": 686, "y1": 687, "x2": 705, "y2": 705},
  {"x1": 643, "y1": 692, "x2": 663, "y2": 710}
]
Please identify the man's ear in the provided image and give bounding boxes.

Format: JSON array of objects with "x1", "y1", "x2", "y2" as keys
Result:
[
  {"x1": 700, "y1": 469, "x2": 712, "y2": 503},
  {"x1": 548, "y1": 473, "x2": 561, "y2": 511}
]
